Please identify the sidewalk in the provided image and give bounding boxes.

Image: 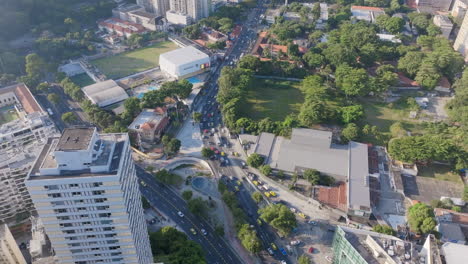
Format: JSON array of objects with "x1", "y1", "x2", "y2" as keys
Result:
[{"x1": 221, "y1": 203, "x2": 259, "y2": 264}]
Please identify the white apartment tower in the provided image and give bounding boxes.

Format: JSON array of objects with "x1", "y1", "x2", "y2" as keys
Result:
[
  {"x1": 169, "y1": 0, "x2": 210, "y2": 21},
  {"x1": 0, "y1": 223, "x2": 27, "y2": 264},
  {"x1": 137, "y1": 0, "x2": 171, "y2": 16},
  {"x1": 26, "y1": 127, "x2": 153, "y2": 264},
  {"x1": 0, "y1": 83, "x2": 58, "y2": 222}
]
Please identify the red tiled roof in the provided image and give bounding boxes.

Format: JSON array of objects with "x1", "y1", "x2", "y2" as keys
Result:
[
  {"x1": 0, "y1": 83, "x2": 42, "y2": 114},
  {"x1": 435, "y1": 208, "x2": 468, "y2": 225},
  {"x1": 351, "y1": 5, "x2": 385, "y2": 12},
  {"x1": 316, "y1": 182, "x2": 347, "y2": 211},
  {"x1": 437, "y1": 77, "x2": 451, "y2": 88},
  {"x1": 154, "y1": 106, "x2": 167, "y2": 115},
  {"x1": 194, "y1": 39, "x2": 207, "y2": 46},
  {"x1": 99, "y1": 18, "x2": 146, "y2": 35},
  {"x1": 397, "y1": 72, "x2": 420, "y2": 87},
  {"x1": 140, "y1": 122, "x2": 155, "y2": 130}
]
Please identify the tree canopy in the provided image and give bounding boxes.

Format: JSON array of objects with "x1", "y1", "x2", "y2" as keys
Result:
[
  {"x1": 407, "y1": 203, "x2": 436, "y2": 234},
  {"x1": 259, "y1": 204, "x2": 297, "y2": 236},
  {"x1": 247, "y1": 153, "x2": 264, "y2": 168},
  {"x1": 150, "y1": 226, "x2": 206, "y2": 264}
]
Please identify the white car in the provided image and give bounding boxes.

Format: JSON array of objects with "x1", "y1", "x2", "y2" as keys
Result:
[
  {"x1": 325, "y1": 256, "x2": 333, "y2": 262},
  {"x1": 177, "y1": 211, "x2": 184, "y2": 217},
  {"x1": 290, "y1": 240, "x2": 301, "y2": 246},
  {"x1": 201, "y1": 229, "x2": 208, "y2": 236}
]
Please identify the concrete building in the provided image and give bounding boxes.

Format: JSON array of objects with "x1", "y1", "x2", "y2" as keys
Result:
[
  {"x1": 166, "y1": 10, "x2": 192, "y2": 25},
  {"x1": 25, "y1": 127, "x2": 153, "y2": 264},
  {"x1": 265, "y1": 9, "x2": 280, "y2": 24},
  {"x1": 159, "y1": 46, "x2": 210, "y2": 79},
  {"x1": 112, "y1": 4, "x2": 159, "y2": 31},
  {"x1": 452, "y1": 0, "x2": 468, "y2": 23},
  {"x1": 0, "y1": 223, "x2": 27, "y2": 264},
  {"x1": 169, "y1": 0, "x2": 210, "y2": 21},
  {"x1": 128, "y1": 107, "x2": 170, "y2": 146},
  {"x1": 441, "y1": 242, "x2": 468, "y2": 264},
  {"x1": 332, "y1": 226, "x2": 419, "y2": 264},
  {"x1": 454, "y1": 10, "x2": 468, "y2": 61},
  {"x1": 137, "y1": 0, "x2": 171, "y2": 17},
  {"x1": 0, "y1": 83, "x2": 58, "y2": 222},
  {"x1": 433, "y1": 15, "x2": 454, "y2": 39},
  {"x1": 82, "y1": 80, "x2": 129, "y2": 108},
  {"x1": 351, "y1": 6, "x2": 385, "y2": 23},
  {"x1": 415, "y1": 0, "x2": 454, "y2": 12},
  {"x1": 240, "y1": 128, "x2": 372, "y2": 218},
  {"x1": 98, "y1": 18, "x2": 147, "y2": 38}
]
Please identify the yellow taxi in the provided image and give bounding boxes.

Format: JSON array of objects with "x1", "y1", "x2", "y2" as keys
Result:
[
  {"x1": 269, "y1": 191, "x2": 277, "y2": 197},
  {"x1": 253, "y1": 181, "x2": 259, "y2": 186},
  {"x1": 264, "y1": 191, "x2": 271, "y2": 197}
]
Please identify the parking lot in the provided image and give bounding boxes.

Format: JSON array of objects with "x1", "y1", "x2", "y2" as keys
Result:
[{"x1": 402, "y1": 174, "x2": 463, "y2": 203}]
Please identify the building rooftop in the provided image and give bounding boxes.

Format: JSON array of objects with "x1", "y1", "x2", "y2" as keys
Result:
[
  {"x1": 0, "y1": 83, "x2": 42, "y2": 114},
  {"x1": 159, "y1": 46, "x2": 209, "y2": 65},
  {"x1": 441, "y1": 242, "x2": 468, "y2": 264},
  {"x1": 273, "y1": 129, "x2": 349, "y2": 176},
  {"x1": 28, "y1": 129, "x2": 128, "y2": 180},
  {"x1": 128, "y1": 108, "x2": 166, "y2": 131},
  {"x1": 438, "y1": 222, "x2": 466, "y2": 242},
  {"x1": 82, "y1": 80, "x2": 129, "y2": 107},
  {"x1": 337, "y1": 226, "x2": 417, "y2": 264},
  {"x1": 254, "y1": 132, "x2": 276, "y2": 157},
  {"x1": 351, "y1": 5, "x2": 385, "y2": 12},
  {"x1": 348, "y1": 141, "x2": 371, "y2": 210},
  {"x1": 56, "y1": 127, "x2": 95, "y2": 151}
]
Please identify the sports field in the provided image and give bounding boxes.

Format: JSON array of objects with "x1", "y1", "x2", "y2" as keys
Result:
[
  {"x1": 241, "y1": 78, "x2": 304, "y2": 121},
  {"x1": 0, "y1": 105, "x2": 19, "y2": 125},
  {"x1": 91, "y1": 41, "x2": 178, "y2": 79}
]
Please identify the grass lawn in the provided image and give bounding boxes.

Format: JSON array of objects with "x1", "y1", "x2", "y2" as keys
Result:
[
  {"x1": 91, "y1": 41, "x2": 178, "y2": 79},
  {"x1": 70, "y1": 73, "x2": 95, "y2": 87},
  {"x1": 241, "y1": 78, "x2": 304, "y2": 121},
  {"x1": 359, "y1": 99, "x2": 426, "y2": 145},
  {"x1": 418, "y1": 164, "x2": 462, "y2": 183},
  {"x1": 0, "y1": 106, "x2": 19, "y2": 125}
]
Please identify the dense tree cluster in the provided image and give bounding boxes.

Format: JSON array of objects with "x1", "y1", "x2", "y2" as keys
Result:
[
  {"x1": 407, "y1": 203, "x2": 436, "y2": 234},
  {"x1": 150, "y1": 226, "x2": 206, "y2": 264},
  {"x1": 303, "y1": 169, "x2": 335, "y2": 186},
  {"x1": 446, "y1": 68, "x2": 468, "y2": 128},
  {"x1": 398, "y1": 36, "x2": 463, "y2": 89},
  {"x1": 388, "y1": 134, "x2": 466, "y2": 169},
  {"x1": 220, "y1": 188, "x2": 262, "y2": 253},
  {"x1": 259, "y1": 204, "x2": 297, "y2": 236},
  {"x1": 247, "y1": 153, "x2": 265, "y2": 168},
  {"x1": 372, "y1": 225, "x2": 396, "y2": 236}
]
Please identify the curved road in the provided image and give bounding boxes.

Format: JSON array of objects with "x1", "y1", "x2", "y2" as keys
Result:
[{"x1": 136, "y1": 166, "x2": 243, "y2": 264}]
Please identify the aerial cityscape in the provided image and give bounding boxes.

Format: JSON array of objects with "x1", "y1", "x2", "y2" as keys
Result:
[{"x1": 0, "y1": 0, "x2": 467, "y2": 263}]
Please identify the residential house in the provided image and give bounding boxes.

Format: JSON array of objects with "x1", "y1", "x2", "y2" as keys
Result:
[
  {"x1": 265, "y1": 9, "x2": 281, "y2": 24},
  {"x1": 128, "y1": 107, "x2": 170, "y2": 146},
  {"x1": 392, "y1": 72, "x2": 421, "y2": 90},
  {"x1": 435, "y1": 208, "x2": 468, "y2": 244},
  {"x1": 441, "y1": 243, "x2": 468, "y2": 264},
  {"x1": 98, "y1": 18, "x2": 147, "y2": 38},
  {"x1": 435, "y1": 77, "x2": 452, "y2": 93},
  {"x1": 351, "y1": 6, "x2": 385, "y2": 23}
]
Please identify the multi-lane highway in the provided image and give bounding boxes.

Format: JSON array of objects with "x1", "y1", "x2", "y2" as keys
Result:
[{"x1": 136, "y1": 166, "x2": 243, "y2": 264}]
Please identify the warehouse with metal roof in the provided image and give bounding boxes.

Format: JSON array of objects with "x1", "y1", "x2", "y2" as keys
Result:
[
  {"x1": 159, "y1": 46, "x2": 210, "y2": 79},
  {"x1": 82, "y1": 80, "x2": 129, "y2": 107}
]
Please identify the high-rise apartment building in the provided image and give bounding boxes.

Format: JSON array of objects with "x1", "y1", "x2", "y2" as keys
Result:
[
  {"x1": 25, "y1": 127, "x2": 153, "y2": 264},
  {"x1": 454, "y1": 10, "x2": 468, "y2": 61},
  {"x1": 137, "y1": 0, "x2": 171, "y2": 17},
  {"x1": 0, "y1": 83, "x2": 58, "y2": 222},
  {"x1": 169, "y1": 0, "x2": 210, "y2": 21},
  {"x1": 0, "y1": 223, "x2": 27, "y2": 264}
]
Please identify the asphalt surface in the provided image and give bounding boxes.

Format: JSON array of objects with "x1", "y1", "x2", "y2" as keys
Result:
[
  {"x1": 136, "y1": 166, "x2": 243, "y2": 264},
  {"x1": 35, "y1": 84, "x2": 89, "y2": 132}
]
